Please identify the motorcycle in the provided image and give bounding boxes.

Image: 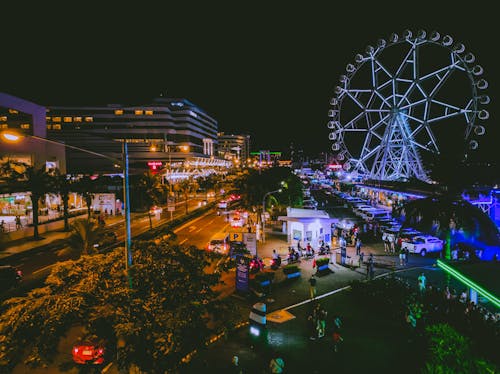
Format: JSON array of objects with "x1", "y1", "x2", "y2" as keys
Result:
[
  {"x1": 249, "y1": 257, "x2": 264, "y2": 274},
  {"x1": 270, "y1": 256, "x2": 281, "y2": 270}
]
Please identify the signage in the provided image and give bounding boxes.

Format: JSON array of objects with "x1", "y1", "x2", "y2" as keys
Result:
[
  {"x1": 235, "y1": 254, "x2": 250, "y2": 293},
  {"x1": 243, "y1": 232, "x2": 257, "y2": 256},
  {"x1": 328, "y1": 164, "x2": 342, "y2": 170},
  {"x1": 147, "y1": 161, "x2": 163, "y2": 174},
  {"x1": 167, "y1": 206, "x2": 175, "y2": 212},
  {"x1": 229, "y1": 231, "x2": 243, "y2": 242}
]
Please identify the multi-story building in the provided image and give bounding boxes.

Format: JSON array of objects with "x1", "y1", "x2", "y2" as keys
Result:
[
  {"x1": 217, "y1": 132, "x2": 250, "y2": 167},
  {"x1": 47, "y1": 97, "x2": 230, "y2": 176}
]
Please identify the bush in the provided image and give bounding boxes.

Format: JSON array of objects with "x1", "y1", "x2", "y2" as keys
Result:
[
  {"x1": 254, "y1": 272, "x2": 274, "y2": 283},
  {"x1": 282, "y1": 264, "x2": 300, "y2": 275},
  {"x1": 315, "y1": 257, "x2": 329, "y2": 267}
]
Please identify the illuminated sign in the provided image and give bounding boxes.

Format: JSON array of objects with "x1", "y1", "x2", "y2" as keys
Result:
[
  {"x1": 328, "y1": 164, "x2": 342, "y2": 170},
  {"x1": 147, "y1": 161, "x2": 163, "y2": 171}
]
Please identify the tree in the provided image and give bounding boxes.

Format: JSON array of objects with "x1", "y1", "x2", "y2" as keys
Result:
[
  {"x1": 138, "y1": 170, "x2": 164, "y2": 229},
  {"x1": 1, "y1": 162, "x2": 55, "y2": 240},
  {"x1": 65, "y1": 218, "x2": 104, "y2": 256},
  {"x1": 0, "y1": 237, "x2": 240, "y2": 372},
  {"x1": 53, "y1": 170, "x2": 73, "y2": 231},
  {"x1": 74, "y1": 175, "x2": 101, "y2": 218},
  {"x1": 176, "y1": 177, "x2": 199, "y2": 215}
]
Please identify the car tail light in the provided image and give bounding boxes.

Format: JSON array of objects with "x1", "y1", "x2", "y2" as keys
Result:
[
  {"x1": 16, "y1": 270, "x2": 22, "y2": 277},
  {"x1": 73, "y1": 348, "x2": 79, "y2": 353},
  {"x1": 98, "y1": 348, "x2": 104, "y2": 355}
]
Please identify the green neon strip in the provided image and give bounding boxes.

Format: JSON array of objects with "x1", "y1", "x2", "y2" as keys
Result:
[{"x1": 437, "y1": 260, "x2": 500, "y2": 309}]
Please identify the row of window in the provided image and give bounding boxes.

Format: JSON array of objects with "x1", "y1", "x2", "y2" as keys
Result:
[
  {"x1": 115, "y1": 109, "x2": 154, "y2": 116},
  {"x1": 47, "y1": 116, "x2": 93, "y2": 123},
  {"x1": 0, "y1": 123, "x2": 31, "y2": 129}
]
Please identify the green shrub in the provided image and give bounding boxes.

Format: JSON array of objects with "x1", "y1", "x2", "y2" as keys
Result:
[
  {"x1": 282, "y1": 264, "x2": 300, "y2": 275},
  {"x1": 315, "y1": 257, "x2": 329, "y2": 266}
]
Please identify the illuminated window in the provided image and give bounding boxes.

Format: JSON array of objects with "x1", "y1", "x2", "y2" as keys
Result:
[
  {"x1": 52, "y1": 124, "x2": 61, "y2": 130},
  {"x1": 8, "y1": 109, "x2": 18, "y2": 114},
  {"x1": 115, "y1": 110, "x2": 124, "y2": 115},
  {"x1": 134, "y1": 110, "x2": 144, "y2": 115},
  {"x1": 74, "y1": 117, "x2": 82, "y2": 122},
  {"x1": 145, "y1": 110, "x2": 153, "y2": 115},
  {"x1": 46, "y1": 116, "x2": 51, "y2": 121},
  {"x1": 84, "y1": 117, "x2": 93, "y2": 122},
  {"x1": 0, "y1": 124, "x2": 8, "y2": 129},
  {"x1": 63, "y1": 117, "x2": 72, "y2": 122},
  {"x1": 47, "y1": 125, "x2": 52, "y2": 130},
  {"x1": 52, "y1": 117, "x2": 61, "y2": 122},
  {"x1": 20, "y1": 123, "x2": 30, "y2": 129},
  {"x1": 0, "y1": 116, "x2": 6, "y2": 121}
]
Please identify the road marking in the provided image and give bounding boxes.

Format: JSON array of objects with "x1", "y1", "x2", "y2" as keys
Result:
[
  {"x1": 195, "y1": 228, "x2": 203, "y2": 233},
  {"x1": 207, "y1": 219, "x2": 214, "y2": 225},
  {"x1": 33, "y1": 264, "x2": 55, "y2": 274},
  {"x1": 179, "y1": 238, "x2": 188, "y2": 245},
  {"x1": 188, "y1": 226, "x2": 196, "y2": 232}
]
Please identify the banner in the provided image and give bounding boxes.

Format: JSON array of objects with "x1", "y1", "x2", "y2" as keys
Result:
[{"x1": 235, "y1": 254, "x2": 250, "y2": 293}]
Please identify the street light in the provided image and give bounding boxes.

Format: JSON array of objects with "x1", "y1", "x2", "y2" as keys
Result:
[
  {"x1": 1, "y1": 130, "x2": 133, "y2": 288},
  {"x1": 261, "y1": 182, "x2": 285, "y2": 243}
]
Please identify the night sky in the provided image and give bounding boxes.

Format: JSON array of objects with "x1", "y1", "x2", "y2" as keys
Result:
[{"x1": 2, "y1": 3, "x2": 498, "y2": 161}]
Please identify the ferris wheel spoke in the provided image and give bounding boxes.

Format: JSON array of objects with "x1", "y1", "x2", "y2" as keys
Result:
[
  {"x1": 341, "y1": 111, "x2": 368, "y2": 129},
  {"x1": 399, "y1": 98, "x2": 427, "y2": 110},
  {"x1": 395, "y1": 44, "x2": 417, "y2": 78},
  {"x1": 420, "y1": 67, "x2": 455, "y2": 98},
  {"x1": 373, "y1": 89, "x2": 392, "y2": 108},
  {"x1": 396, "y1": 80, "x2": 418, "y2": 107}
]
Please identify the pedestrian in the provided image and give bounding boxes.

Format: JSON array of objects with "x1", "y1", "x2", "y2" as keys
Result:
[
  {"x1": 403, "y1": 248, "x2": 409, "y2": 266},
  {"x1": 332, "y1": 330, "x2": 343, "y2": 353},
  {"x1": 399, "y1": 251, "x2": 404, "y2": 266},
  {"x1": 317, "y1": 304, "x2": 327, "y2": 338},
  {"x1": 307, "y1": 310, "x2": 318, "y2": 340},
  {"x1": 417, "y1": 272, "x2": 426, "y2": 293},
  {"x1": 15, "y1": 215, "x2": 22, "y2": 230},
  {"x1": 0, "y1": 220, "x2": 5, "y2": 233},
  {"x1": 355, "y1": 237, "x2": 362, "y2": 255},
  {"x1": 269, "y1": 352, "x2": 285, "y2": 373},
  {"x1": 368, "y1": 261, "x2": 374, "y2": 280},
  {"x1": 230, "y1": 355, "x2": 243, "y2": 374},
  {"x1": 359, "y1": 251, "x2": 364, "y2": 268},
  {"x1": 309, "y1": 274, "x2": 317, "y2": 300}
]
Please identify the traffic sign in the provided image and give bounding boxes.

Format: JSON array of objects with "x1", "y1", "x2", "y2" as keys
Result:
[{"x1": 229, "y1": 231, "x2": 243, "y2": 242}]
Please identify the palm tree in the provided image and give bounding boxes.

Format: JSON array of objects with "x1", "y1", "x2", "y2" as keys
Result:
[
  {"x1": 176, "y1": 177, "x2": 199, "y2": 215},
  {"x1": 66, "y1": 218, "x2": 103, "y2": 256},
  {"x1": 139, "y1": 171, "x2": 164, "y2": 229},
  {"x1": 2, "y1": 162, "x2": 55, "y2": 240},
  {"x1": 53, "y1": 170, "x2": 73, "y2": 231},
  {"x1": 74, "y1": 175, "x2": 100, "y2": 218}
]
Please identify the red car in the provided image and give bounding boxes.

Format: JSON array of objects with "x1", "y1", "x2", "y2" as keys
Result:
[{"x1": 72, "y1": 338, "x2": 105, "y2": 365}]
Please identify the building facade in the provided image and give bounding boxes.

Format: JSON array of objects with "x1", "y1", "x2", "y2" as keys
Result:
[
  {"x1": 47, "y1": 97, "x2": 228, "y2": 175},
  {"x1": 217, "y1": 132, "x2": 250, "y2": 167}
]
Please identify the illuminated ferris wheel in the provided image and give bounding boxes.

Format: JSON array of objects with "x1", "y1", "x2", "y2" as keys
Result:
[{"x1": 328, "y1": 29, "x2": 489, "y2": 182}]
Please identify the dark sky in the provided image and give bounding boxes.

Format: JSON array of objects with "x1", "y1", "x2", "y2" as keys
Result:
[{"x1": 2, "y1": 3, "x2": 498, "y2": 160}]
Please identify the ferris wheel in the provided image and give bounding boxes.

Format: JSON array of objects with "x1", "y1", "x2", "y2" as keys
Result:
[{"x1": 328, "y1": 29, "x2": 489, "y2": 182}]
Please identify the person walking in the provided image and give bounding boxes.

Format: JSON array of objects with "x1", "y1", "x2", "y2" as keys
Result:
[
  {"x1": 15, "y1": 215, "x2": 22, "y2": 230},
  {"x1": 230, "y1": 355, "x2": 243, "y2": 374},
  {"x1": 317, "y1": 304, "x2": 328, "y2": 338},
  {"x1": 417, "y1": 273, "x2": 426, "y2": 294},
  {"x1": 307, "y1": 309, "x2": 318, "y2": 340},
  {"x1": 358, "y1": 251, "x2": 364, "y2": 268},
  {"x1": 309, "y1": 274, "x2": 317, "y2": 300},
  {"x1": 355, "y1": 237, "x2": 362, "y2": 256},
  {"x1": 269, "y1": 352, "x2": 285, "y2": 373}
]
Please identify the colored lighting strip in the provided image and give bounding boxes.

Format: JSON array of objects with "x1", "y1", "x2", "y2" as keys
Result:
[{"x1": 437, "y1": 260, "x2": 500, "y2": 309}]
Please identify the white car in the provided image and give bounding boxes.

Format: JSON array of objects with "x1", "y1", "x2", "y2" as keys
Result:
[{"x1": 401, "y1": 235, "x2": 444, "y2": 257}]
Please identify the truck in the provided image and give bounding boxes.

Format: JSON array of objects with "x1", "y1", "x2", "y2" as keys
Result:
[{"x1": 401, "y1": 235, "x2": 444, "y2": 257}]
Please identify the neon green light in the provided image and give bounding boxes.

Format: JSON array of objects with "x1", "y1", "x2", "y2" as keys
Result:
[{"x1": 437, "y1": 259, "x2": 500, "y2": 309}]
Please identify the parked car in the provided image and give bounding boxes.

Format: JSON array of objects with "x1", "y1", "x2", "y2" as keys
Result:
[
  {"x1": 401, "y1": 235, "x2": 444, "y2": 256},
  {"x1": 208, "y1": 238, "x2": 229, "y2": 254},
  {"x1": 0, "y1": 265, "x2": 22, "y2": 291},
  {"x1": 72, "y1": 336, "x2": 106, "y2": 365}
]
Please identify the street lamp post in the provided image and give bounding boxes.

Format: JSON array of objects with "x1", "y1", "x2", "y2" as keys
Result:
[{"x1": 1, "y1": 131, "x2": 133, "y2": 287}]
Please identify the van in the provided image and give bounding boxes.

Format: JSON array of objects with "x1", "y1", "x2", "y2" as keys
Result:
[
  {"x1": 360, "y1": 208, "x2": 387, "y2": 220},
  {"x1": 366, "y1": 211, "x2": 391, "y2": 222}
]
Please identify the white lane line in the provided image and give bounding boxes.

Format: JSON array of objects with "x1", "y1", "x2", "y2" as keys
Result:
[
  {"x1": 179, "y1": 238, "x2": 188, "y2": 245},
  {"x1": 188, "y1": 226, "x2": 196, "y2": 232},
  {"x1": 33, "y1": 264, "x2": 55, "y2": 274},
  {"x1": 195, "y1": 228, "x2": 203, "y2": 233},
  {"x1": 207, "y1": 219, "x2": 214, "y2": 225}
]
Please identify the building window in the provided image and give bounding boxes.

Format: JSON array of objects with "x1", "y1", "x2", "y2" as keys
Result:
[
  {"x1": 52, "y1": 124, "x2": 61, "y2": 130},
  {"x1": 134, "y1": 110, "x2": 144, "y2": 115},
  {"x1": 63, "y1": 117, "x2": 72, "y2": 122},
  {"x1": 47, "y1": 125, "x2": 52, "y2": 130},
  {"x1": 52, "y1": 117, "x2": 61, "y2": 122},
  {"x1": 0, "y1": 116, "x2": 6, "y2": 121},
  {"x1": 145, "y1": 110, "x2": 153, "y2": 115},
  {"x1": 84, "y1": 117, "x2": 93, "y2": 122},
  {"x1": 0, "y1": 124, "x2": 8, "y2": 129},
  {"x1": 74, "y1": 117, "x2": 82, "y2": 122},
  {"x1": 8, "y1": 109, "x2": 18, "y2": 114},
  {"x1": 115, "y1": 110, "x2": 124, "y2": 115},
  {"x1": 46, "y1": 116, "x2": 51, "y2": 121},
  {"x1": 20, "y1": 123, "x2": 30, "y2": 129}
]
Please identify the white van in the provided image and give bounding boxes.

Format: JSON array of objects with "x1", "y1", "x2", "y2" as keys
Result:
[
  {"x1": 361, "y1": 209, "x2": 388, "y2": 221},
  {"x1": 365, "y1": 211, "x2": 391, "y2": 222}
]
